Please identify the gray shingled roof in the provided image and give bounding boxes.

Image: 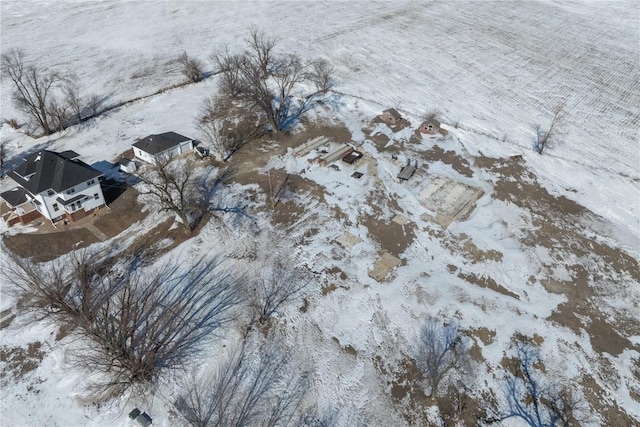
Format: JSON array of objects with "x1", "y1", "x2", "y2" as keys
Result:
[
  {"x1": 132, "y1": 132, "x2": 192, "y2": 155},
  {"x1": 7, "y1": 150, "x2": 102, "y2": 195},
  {"x1": 383, "y1": 108, "x2": 402, "y2": 119},
  {"x1": 0, "y1": 187, "x2": 29, "y2": 207}
]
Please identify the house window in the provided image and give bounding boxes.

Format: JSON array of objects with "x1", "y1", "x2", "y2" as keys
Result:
[
  {"x1": 94, "y1": 193, "x2": 99, "y2": 200},
  {"x1": 53, "y1": 203, "x2": 59, "y2": 212},
  {"x1": 77, "y1": 200, "x2": 82, "y2": 208},
  {"x1": 69, "y1": 203, "x2": 75, "y2": 211},
  {"x1": 87, "y1": 179, "x2": 95, "y2": 186},
  {"x1": 47, "y1": 189, "x2": 55, "y2": 196},
  {"x1": 66, "y1": 188, "x2": 75, "y2": 195}
]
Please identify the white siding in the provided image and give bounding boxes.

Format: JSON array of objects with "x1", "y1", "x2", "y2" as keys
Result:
[{"x1": 35, "y1": 180, "x2": 105, "y2": 221}]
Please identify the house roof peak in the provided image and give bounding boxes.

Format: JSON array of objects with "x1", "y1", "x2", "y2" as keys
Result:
[{"x1": 7, "y1": 150, "x2": 101, "y2": 195}]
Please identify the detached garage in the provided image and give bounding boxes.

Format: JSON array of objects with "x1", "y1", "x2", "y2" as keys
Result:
[{"x1": 132, "y1": 132, "x2": 194, "y2": 164}]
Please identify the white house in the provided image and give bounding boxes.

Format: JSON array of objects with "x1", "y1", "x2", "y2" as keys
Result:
[
  {"x1": 132, "y1": 132, "x2": 194, "y2": 164},
  {"x1": 0, "y1": 150, "x2": 106, "y2": 226}
]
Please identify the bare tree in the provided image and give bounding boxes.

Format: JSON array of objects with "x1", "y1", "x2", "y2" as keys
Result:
[
  {"x1": 137, "y1": 155, "x2": 254, "y2": 233},
  {"x1": 0, "y1": 141, "x2": 5, "y2": 178},
  {"x1": 247, "y1": 259, "x2": 309, "y2": 324},
  {"x1": 136, "y1": 155, "x2": 202, "y2": 233},
  {"x1": 307, "y1": 58, "x2": 334, "y2": 94},
  {"x1": 1, "y1": 48, "x2": 69, "y2": 135},
  {"x1": 214, "y1": 29, "x2": 334, "y2": 133},
  {"x1": 46, "y1": 96, "x2": 69, "y2": 131},
  {"x1": 198, "y1": 97, "x2": 267, "y2": 161},
  {"x1": 246, "y1": 25, "x2": 277, "y2": 79},
  {"x1": 80, "y1": 257, "x2": 242, "y2": 396},
  {"x1": 415, "y1": 318, "x2": 471, "y2": 398},
  {"x1": 176, "y1": 338, "x2": 309, "y2": 427},
  {"x1": 424, "y1": 109, "x2": 441, "y2": 120},
  {"x1": 214, "y1": 49, "x2": 248, "y2": 97},
  {"x1": 490, "y1": 343, "x2": 586, "y2": 427},
  {"x1": 3, "y1": 248, "x2": 244, "y2": 397},
  {"x1": 178, "y1": 51, "x2": 204, "y2": 83},
  {"x1": 63, "y1": 78, "x2": 83, "y2": 124},
  {"x1": 2, "y1": 248, "x2": 120, "y2": 325},
  {"x1": 534, "y1": 105, "x2": 567, "y2": 155}
]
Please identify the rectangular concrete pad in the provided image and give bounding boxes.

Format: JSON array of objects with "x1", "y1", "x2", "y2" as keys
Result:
[
  {"x1": 391, "y1": 214, "x2": 408, "y2": 225},
  {"x1": 335, "y1": 231, "x2": 363, "y2": 249},
  {"x1": 417, "y1": 175, "x2": 483, "y2": 228},
  {"x1": 368, "y1": 251, "x2": 402, "y2": 282}
]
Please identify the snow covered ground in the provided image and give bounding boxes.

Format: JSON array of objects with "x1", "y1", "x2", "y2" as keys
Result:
[{"x1": 1, "y1": 1, "x2": 638, "y2": 426}]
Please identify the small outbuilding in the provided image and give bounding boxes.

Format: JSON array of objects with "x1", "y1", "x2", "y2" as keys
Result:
[
  {"x1": 132, "y1": 132, "x2": 194, "y2": 164},
  {"x1": 381, "y1": 109, "x2": 402, "y2": 126},
  {"x1": 119, "y1": 158, "x2": 137, "y2": 173},
  {"x1": 419, "y1": 119, "x2": 441, "y2": 135}
]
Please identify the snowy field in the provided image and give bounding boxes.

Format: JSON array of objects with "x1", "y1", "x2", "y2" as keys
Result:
[{"x1": 1, "y1": 1, "x2": 639, "y2": 426}]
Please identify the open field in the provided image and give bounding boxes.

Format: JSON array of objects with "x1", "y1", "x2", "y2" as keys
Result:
[{"x1": 1, "y1": 1, "x2": 638, "y2": 426}]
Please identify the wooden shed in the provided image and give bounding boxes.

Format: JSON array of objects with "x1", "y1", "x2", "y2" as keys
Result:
[{"x1": 381, "y1": 109, "x2": 402, "y2": 126}]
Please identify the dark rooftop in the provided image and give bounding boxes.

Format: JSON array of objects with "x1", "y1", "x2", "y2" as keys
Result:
[
  {"x1": 7, "y1": 150, "x2": 102, "y2": 195},
  {"x1": 0, "y1": 187, "x2": 29, "y2": 207},
  {"x1": 132, "y1": 132, "x2": 192, "y2": 155}
]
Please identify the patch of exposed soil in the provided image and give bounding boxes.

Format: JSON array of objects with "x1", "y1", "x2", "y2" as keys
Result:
[
  {"x1": 476, "y1": 155, "x2": 639, "y2": 358},
  {"x1": 322, "y1": 283, "x2": 338, "y2": 296},
  {"x1": 458, "y1": 272, "x2": 520, "y2": 300},
  {"x1": 0, "y1": 342, "x2": 44, "y2": 381},
  {"x1": 422, "y1": 145, "x2": 474, "y2": 177},
  {"x1": 444, "y1": 233, "x2": 503, "y2": 264},
  {"x1": 361, "y1": 214, "x2": 416, "y2": 258},
  {"x1": 3, "y1": 228, "x2": 100, "y2": 262},
  {"x1": 469, "y1": 327, "x2": 497, "y2": 346},
  {"x1": 581, "y1": 374, "x2": 638, "y2": 426},
  {"x1": 374, "y1": 354, "x2": 487, "y2": 426},
  {"x1": 93, "y1": 186, "x2": 146, "y2": 238}
]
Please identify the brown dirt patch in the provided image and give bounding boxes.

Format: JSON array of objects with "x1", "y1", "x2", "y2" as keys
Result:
[
  {"x1": 445, "y1": 233, "x2": 503, "y2": 264},
  {"x1": 458, "y1": 272, "x2": 520, "y2": 300},
  {"x1": 476, "y1": 155, "x2": 639, "y2": 359},
  {"x1": 93, "y1": 186, "x2": 146, "y2": 238},
  {"x1": 3, "y1": 228, "x2": 100, "y2": 262},
  {"x1": 361, "y1": 215, "x2": 416, "y2": 258},
  {"x1": 326, "y1": 266, "x2": 347, "y2": 281},
  {"x1": 322, "y1": 283, "x2": 338, "y2": 296},
  {"x1": 421, "y1": 145, "x2": 474, "y2": 177},
  {"x1": 469, "y1": 327, "x2": 497, "y2": 346},
  {"x1": 0, "y1": 342, "x2": 44, "y2": 381},
  {"x1": 374, "y1": 354, "x2": 487, "y2": 425},
  {"x1": 581, "y1": 374, "x2": 638, "y2": 425}
]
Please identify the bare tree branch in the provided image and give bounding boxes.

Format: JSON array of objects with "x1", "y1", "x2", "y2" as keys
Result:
[
  {"x1": 307, "y1": 58, "x2": 334, "y2": 94},
  {"x1": 2, "y1": 247, "x2": 244, "y2": 398},
  {"x1": 198, "y1": 97, "x2": 267, "y2": 161},
  {"x1": 178, "y1": 51, "x2": 204, "y2": 83},
  {"x1": 535, "y1": 105, "x2": 567, "y2": 155},
  {"x1": 492, "y1": 342, "x2": 587, "y2": 427},
  {"x1": 246, "y1": 25, "x2": 277, "y2": 79},
  {"x1": 415, "y1": 318, "x2": 471, "y2": 398},
  {"x1": 247, "y1": 258, "x2": 310, "y2": 324},
  {"x1": 176, "y1": 338, "x2": 310, "y2": 427},
  {"x1": 213, "y1": 29, "x2": 334, "y2": 133},
  {"x1": 1, "y1": 48, "x2": 69, "y2": 134}
]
